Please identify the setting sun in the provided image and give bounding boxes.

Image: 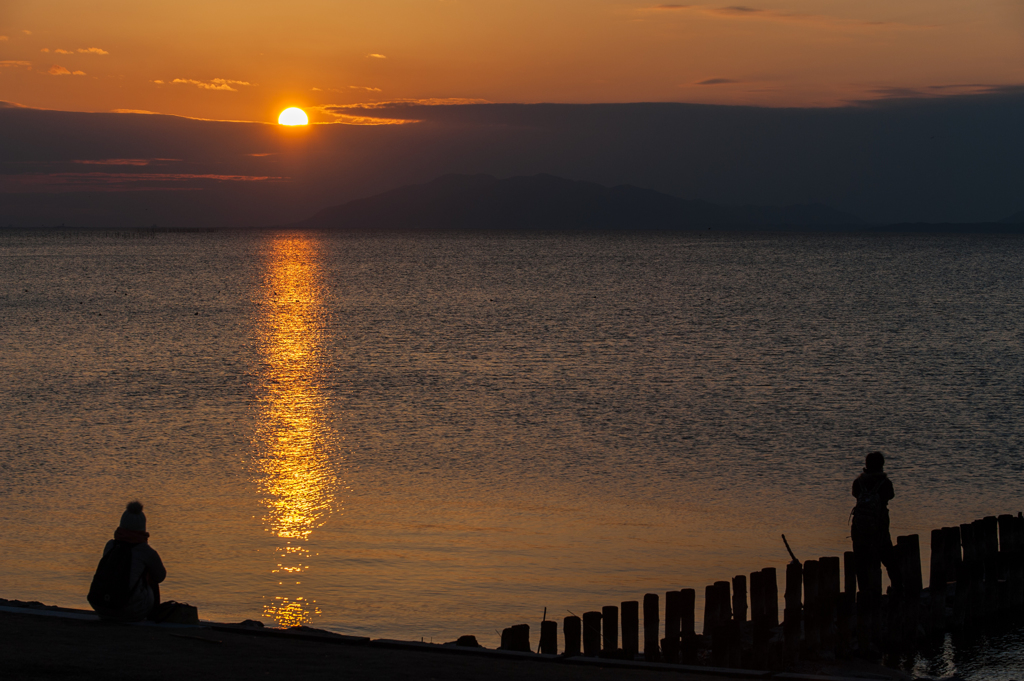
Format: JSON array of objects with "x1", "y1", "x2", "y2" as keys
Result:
[{"x1": 278, "y1": 108, "x2": 308, "y2": 126}]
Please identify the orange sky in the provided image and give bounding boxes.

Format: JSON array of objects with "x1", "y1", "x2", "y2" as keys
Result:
[{"x1": 2, "y1": 0, "x2": 1023, "y2": 121}]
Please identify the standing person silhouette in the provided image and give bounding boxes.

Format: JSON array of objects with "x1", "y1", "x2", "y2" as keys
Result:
[{"x1": 850, "y1": 452, "x2": 900, "y2": 598}]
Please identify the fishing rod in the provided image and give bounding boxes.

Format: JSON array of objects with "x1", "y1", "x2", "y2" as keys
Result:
[{"x1": 781, "y1": 534, "x2": 800, "y2": 564}]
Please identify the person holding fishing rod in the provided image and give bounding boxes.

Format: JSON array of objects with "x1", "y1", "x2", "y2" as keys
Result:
[{"x1": 850, "y1": 451, "x2": 900, "y2": 598}]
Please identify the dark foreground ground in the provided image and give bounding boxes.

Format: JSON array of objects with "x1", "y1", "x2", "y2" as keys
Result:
[{"x1": 0, "y1": 607, "x2": 912, "y2": 681}]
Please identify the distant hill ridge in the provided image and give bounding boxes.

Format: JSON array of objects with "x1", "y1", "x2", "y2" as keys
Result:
[
  {"x1": 295, "y1": 174, "x2": 862, "y2": 230},
  {"x1": 1000, "y1": 210, "x2": 1024, "y2": 224}
]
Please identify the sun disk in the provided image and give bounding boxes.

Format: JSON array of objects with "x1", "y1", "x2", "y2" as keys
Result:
[{"x1": 278, "y1": 107, "x2": 308, "y2": 126}]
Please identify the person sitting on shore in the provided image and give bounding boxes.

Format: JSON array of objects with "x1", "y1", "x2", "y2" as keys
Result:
[
  {"x1": 87, "y1": 501, "x2": 166, "y2": 622},
  {"x1": 850, "y1": 451, "x2": 900, "y2": 597}
]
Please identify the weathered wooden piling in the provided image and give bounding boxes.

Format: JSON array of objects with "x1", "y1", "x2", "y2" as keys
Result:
[
  {"x1": 602, "y1": 605, "x2": 619, "y2": 655},
  {"x1": 664, "y1": 590, "x2": 682, "y2": 663},
  {"x1": 680, "y1": 588, "x2": 698, "y2": 664},
  {"x1": 540, "y1": 620, "x2": 558, "y2": 655},
  {"x1": 501, "y1": 624, "x2": 531, "y2": 652},
  {"x1": 783, "y1": 560, "x2": 802, "y2": 663},
  {"x1": 959, "y1": 522, "x2": 980, "y2": 627},
  {"x1": 763, "y1": 568, "x2": 779, "y2": 627},
  {"x1": 715, "y1": 580, "x2": 733, "y2": 625},
  {"x1": 733, "y1": 575, "x2": 748, "y2": 624},
  {"x1": 928, "y1": 528, "x2": 947, "y2": 634},
  {"x1": 749, "y1": 570, "x2": 770, "y2": 667},
  {"x1": 621, "y1": 600, "x2": 639, "y2": 658},
  {"x1": 711, "y1": 581, "x2": 733, "y2": 667},
  {"x1": 563, "y1": 615, "x2": 581, "y2": 656},
  {"x1": 582, "y1": 611, "x2": 602, "y2": 657},
  {"x1": 1003, "y1": 515, "x2": 1024, "y2": 610},
  {"x1": 980, "y1": 517, "x2": 1000, "y2": 616},
  {"x1": 895, "y1": 534, "x2": 922, "y2": 645},
  {"x1": 820, "y1": 556, "x2": 841, "y2": 654},
  {"x1": 643, "y1": 593, "x2": 660, "y2": 662},
  {"x1": 836, "y1": 591, "x2": 854, "y2": 658},
  {"x1": 803, "y1": 559, "x2": 820, "y2": 653},
  {"x1": 843, "y1": 552, "x2": 856, "y2": 595}
]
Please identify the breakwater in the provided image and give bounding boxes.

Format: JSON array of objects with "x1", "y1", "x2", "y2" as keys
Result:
[{"x1": 498, "y1": 513, "x2": 1024, "y2": 668}]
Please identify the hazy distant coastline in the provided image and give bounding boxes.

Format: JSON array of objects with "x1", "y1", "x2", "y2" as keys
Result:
[{"x1": 292, "y1": 174, "x2": 1023, "y2": 233}]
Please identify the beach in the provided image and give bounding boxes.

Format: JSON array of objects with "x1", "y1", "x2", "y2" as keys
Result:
[{"x1": 0, "y1": 601, "x2": 917, "y2": 681}]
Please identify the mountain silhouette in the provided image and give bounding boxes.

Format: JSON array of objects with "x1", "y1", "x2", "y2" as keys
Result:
[
  {"x1": 1000, "y1": 210, "x2": 1024, "y2": 224},
  {"x1": 295, "y1": 174, "x2": 861, "y2": 230}
]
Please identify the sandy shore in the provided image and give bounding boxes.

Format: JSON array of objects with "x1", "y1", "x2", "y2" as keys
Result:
[{"x1": 0, "y1": 602, "x2": 913, "y2": 681}]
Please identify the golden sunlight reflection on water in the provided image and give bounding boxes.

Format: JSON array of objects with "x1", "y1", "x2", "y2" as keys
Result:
[{"x1": 252, "y1": 233, "x2": 345, "y2": 627}]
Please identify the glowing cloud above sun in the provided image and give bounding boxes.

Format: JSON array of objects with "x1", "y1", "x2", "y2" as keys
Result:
[{"x1": 278, "y1": 108, "x2": 308, "y2": 126}]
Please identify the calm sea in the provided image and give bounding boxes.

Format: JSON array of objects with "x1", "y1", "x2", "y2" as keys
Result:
[{"x1": 1, "y1": 229, "x2": 1022, "y2": 678}]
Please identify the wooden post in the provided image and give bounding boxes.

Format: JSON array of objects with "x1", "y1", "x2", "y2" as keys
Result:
[
  {"x1": 540, "y1": 620, "x2": 558, "y2": 655},
  {"x1": 943, "y1": 526, "x2": 962, "y2": 582},
  {"x1": 844, "y1": 551, "x2": 857, "y2": 596},
  {"x1": 621, "y1": 600, "x2": 639, "y2": 659},
  {"x1": 680, "y1": 588, "x2": 698, "y2": 664},
  {"x1": 928, "y1": 528, "x2": 947, "y2": 634},
  {"x1": 803, "y1": 559, "x2": 820, "y2": 654},
  {"x1": 1008, "y1": 516, "x2": 1024, "y2": 611},
  {"x1": 702, "y1": 584, "x2": 717, "y2": 635},
  {"x1": 783, "y1": 561, "x2": 802, "y2": 664},
  {"x1": 819, "y1": 556, "x2": 840, "y2": 655},
  {"x1": 836, "y1": 592, "x2": 854, "y2": 658},
  {"x1": 582, "y1": 612, "x2": 602, "y2": 657},
  {"x1": 602, "y1": 605, "x2": 619, "y2": 656},
  {"x1": 510, "y1": 624, "x2": 531, "y2": 652},
  {"x1": 711, "y1": 581, "x2": 732, "y2": 667},
  {"x1": 998, "y1": 515, "x2": 1022, "y2": 612},
  {"x1": 897, "y1": 534, "x2": 922, "y2": 645},
  {"x1": 855, "y1": 590, "x2": 871, "y2": 652},
  {"x1": 763, "y1": 567, "x2": 779, "y2": 627},
  {"x1": 664, "y1": 590, "x2": 682, "y2": 664},
  {"x1": 563, "y1": 616, "x2": 581, "y2": 657},
  {"x1": 715, "y1": 580, "x2": 733, "y2": 625},
  {"x1": 733, "y1": 575, "x2": 748, "y2": 624},
  {"x1": 981, "y1": 517, "x2": 1000, "y2": 616},
  {"x1": 643, "y1": 593, "x2": 660, "y2": 662},
  {"x1": 750, "y1": 570, "x2": 765, "y2": 627},
  {"x1": 750, "y1": 570, "x2": 769, "y2": 668}
]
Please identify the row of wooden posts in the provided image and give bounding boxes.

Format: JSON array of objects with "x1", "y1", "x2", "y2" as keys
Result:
[{"x1": 499, "y1": 512, "x2": 1024, "y2": 666}]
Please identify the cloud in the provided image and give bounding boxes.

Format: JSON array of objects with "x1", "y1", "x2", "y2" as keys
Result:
[
  {"x1": 172, "y1": 78, "x2": 253, "y2": 91},
  {"x1": 333, "y1": 97, "x2": 491, "y2": 110},
  {"x1": 5, "y1": 172, "x2": 286, "y2": 194},
  {"x1": 23, "y1": 30, "x2": 32, "y2": 35},
  {"x1": 78, "y1": 47, "x2": 109, "y2": 55},
  {"x1": 152, "y1": 80, "x2": 164, "y2": 84},
  {"x1": 54, "y1": 49, "x2": 74, "y2": 54},
  {"x1": 862, "y1": 83, "x2": 1024, "y2": 102},
  {"x1": 311, "y1": 87, "x2": 322, "y2": 91},
  {"x1": 49, "y1": 65, "x2": 71, "y2": 75},
  {"x1": 643, "y1": 4, "x2": 931, "y2": 30},
  {"x1": 696, "y1": 78, "x2": 738, "y2": 85},
  {"x1": 349, "y1": 85, "x2": 382, "y2": 92},
  {"x1": 72, "y1": 158, "x2": 161, "y2": 166},
  {"x1": 110, "y1": 108, "x2": 161, "y2": 114},
  {"x1": 0, "y1": 36, "x2": 8, "y2": 41},
  {"x1": 1, "y1": 61, "x2": 32, "y2": 69},
  {"x1": 366, "y1": 53, "x2": 387, "y2": 59}
]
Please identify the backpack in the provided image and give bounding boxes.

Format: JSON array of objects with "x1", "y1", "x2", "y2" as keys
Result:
[
  {"x1": 850, "y1": 477, "x2": 886, "y2": 529},
  {"x1": 87, "y1": 541, "x2": 141, "y2": 610}
]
